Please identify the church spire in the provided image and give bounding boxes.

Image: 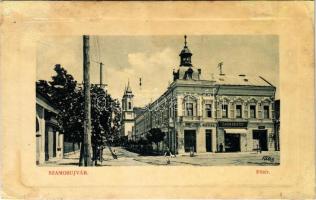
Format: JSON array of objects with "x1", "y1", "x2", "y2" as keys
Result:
[{"x1": 126, "y1": 79, "x2": 132, "y2": 93}]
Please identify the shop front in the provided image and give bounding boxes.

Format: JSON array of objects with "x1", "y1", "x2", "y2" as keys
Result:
[
  {"x1": 217, "y1": 121, "x2": 248, "y2": 152},
  {"x1": 252, "y1": 129, "x2": 268, "y2": 151},
  {"x1": 224, "y1": 128, "x2": 247, "y2": 152}
]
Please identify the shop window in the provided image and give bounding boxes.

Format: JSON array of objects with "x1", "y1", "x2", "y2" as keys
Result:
[
  {"x1": 222, "y1": 104, "x2": 228, "y2": 118},
  {"x1": 236, "y1": 105, "x2": 242, "y2": 118},
  {"x1": 186, "y1": 103, "x2": 193, "y2": 116},
  {"x1": 250, "y1": 105, "x2": 256, "y2": 118},
  {"x1": 264, "y1": 105, "x2": 269, "y2": 119},
  {"x1": 205, "y1": 104, "x2": 212, "y2": 118}
]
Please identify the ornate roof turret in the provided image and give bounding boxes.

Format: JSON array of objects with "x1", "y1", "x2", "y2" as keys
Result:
[
  {"x1": 173, "y1": 35, "x2": 201, "y2": 81},
  {"x1": 179, "y1": 35, "x2": 193, "y2": 67}
]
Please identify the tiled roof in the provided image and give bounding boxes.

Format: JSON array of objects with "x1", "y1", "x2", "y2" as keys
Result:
[{"x1": 214, "y1": 74, "x2": 274, "y2": 87}]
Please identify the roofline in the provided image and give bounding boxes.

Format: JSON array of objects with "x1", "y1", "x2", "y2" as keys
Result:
[
  {"x1": 215, "y1": 84, "x2": 275, "y2": 88},
  {"x1": 259, "y1": 76, "x2": 276, "y2": 88},
  {"x1": 36, "y1": 93, "x2": 59, "y2": 114}
]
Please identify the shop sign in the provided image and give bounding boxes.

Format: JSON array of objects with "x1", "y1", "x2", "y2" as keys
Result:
[
  {"x1": 202, "y1": 123, "x2": 216, "y2": 127},
  {"x1": 258, "y1": 126, "x2": 265, "y2": 129},
  {"x1": 184, "y1": 123, "x2": 199, "y2": 128},
  {"x1": 218, "y1": 121, "x2": 248, "y2": 128}
]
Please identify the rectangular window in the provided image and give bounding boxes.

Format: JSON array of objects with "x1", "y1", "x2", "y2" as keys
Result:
[
  {"x1": 264, "y1": 106, "x2": 269, "y2": 119},
  {"x1": 186, "y1": 103, "x2": 193, "y2": 116},
  {"x1": 169, "y1": 107, "x2": 172, "y2": 117},
  {"x1": 222, "y1": 104, "x2": 228, "y2": 118},
  {"x1": 205, "y1": 104, "x2": 212, "y2": 118},
  {"x1": 250, "y1": 105, "x2": 256, "y2": 118},
  {"x1": 128, "y1": 102, "x2": 132, "y2": 109},
  {"x1": 236, "y1": 105, "x2": 242, "y2": 118},
  {"x1": 174, "y1": 105, "x2": 178, "y2": 118}
]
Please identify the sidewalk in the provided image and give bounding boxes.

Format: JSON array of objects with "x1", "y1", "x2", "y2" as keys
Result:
[
  {"x1": 40, "y1": 147, "x2": 280, "y2": 166},
  {"x1": 40, "y1": 151, "x2": 81, "y2": 167}
]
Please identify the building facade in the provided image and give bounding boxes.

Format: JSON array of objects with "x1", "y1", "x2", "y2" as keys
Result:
[
  {"x1": 132, "y1": 36, "x2": 278, "y2": 154},
  {"x1": 36, "y1": 91, "x2": 64, "y2": 164}
]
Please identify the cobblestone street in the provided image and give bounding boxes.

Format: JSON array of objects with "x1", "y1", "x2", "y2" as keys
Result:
[{"x1": 41, "y1": 147, "x2": 280, "y2": 167}]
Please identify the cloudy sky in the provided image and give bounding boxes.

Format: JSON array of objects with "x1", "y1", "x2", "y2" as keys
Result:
[{"x1": 37, "y1": 35, "x2": 279, "y2": 107}]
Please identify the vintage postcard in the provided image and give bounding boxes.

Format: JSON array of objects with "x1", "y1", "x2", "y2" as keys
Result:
[{"x1": 1, "y1": 1, "x2": 314, "y2": 199}]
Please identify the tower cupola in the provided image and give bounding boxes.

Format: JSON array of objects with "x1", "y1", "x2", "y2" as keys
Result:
[{"x1": 179, "y1": 35, "x2": 193, "y2": 67}]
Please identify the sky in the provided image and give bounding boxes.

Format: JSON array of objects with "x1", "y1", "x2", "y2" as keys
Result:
[{"x1": 37, "y1": 35, "x2": 279, "y2": 107}]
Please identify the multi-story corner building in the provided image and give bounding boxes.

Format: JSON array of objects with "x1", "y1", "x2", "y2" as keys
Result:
[
  {"x1": 121, "y1": 81, "x2": 135, "y2": 140},
  {"x1": 131, "y1": 36, "x2": 278, "y2": 154}
]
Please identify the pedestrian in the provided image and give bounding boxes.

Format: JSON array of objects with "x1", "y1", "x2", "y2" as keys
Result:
[
  {"x1": 112, "y1": 149, "x2": 118, "y2": 159},
  {"x1": 219, "y1": 143, "x2": 223, "y2": 152},
  {"x1": 164, "y1": 148, "x2": 171, "y2": 165},
  {"x1": 99, "y1": 147, "x2": 104, "y2": 164}
]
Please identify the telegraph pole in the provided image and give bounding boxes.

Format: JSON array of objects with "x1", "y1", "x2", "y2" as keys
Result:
[
  {"x1": 83, "y1": 35, "x2": 93, "y2": 166},
  {"x1": 100, "y1": 62, "x2": 103, "y2": 86}
]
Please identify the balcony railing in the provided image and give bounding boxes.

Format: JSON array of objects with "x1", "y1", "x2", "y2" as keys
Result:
[{"x1": 180, "y1": 116, "x2": 201, "y2": 122}]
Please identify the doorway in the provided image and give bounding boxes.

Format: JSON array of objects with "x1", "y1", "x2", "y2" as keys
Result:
[
  {"x1": 184, "y1": 130, "x2": 196, "y2": 152},
  {"x1": 53, "y1": 131, "x2": 57, "y2": 157},
  {"x1": 253, "y1": 130, "x2": 268, "y2": 151},
  {"x1": 225, "y1": 134, "x2": 241, "y2": 152},
  {"x1": 45, "y1": 129, "x2": 49, "y2": 161},
  {"x1": 205, "y1": 130, "x2": 212, "y2": 152}
]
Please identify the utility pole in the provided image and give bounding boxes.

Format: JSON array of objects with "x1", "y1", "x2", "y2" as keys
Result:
[
  {"x1": 100, "y1": 62, "x2": 103, "y2": 86},
  {"x1": 83, "y1": 35, "x2": 93, "y2": 166},
  {"x1": 218, "y1": 62, "x2": 224, "y2": 75}
]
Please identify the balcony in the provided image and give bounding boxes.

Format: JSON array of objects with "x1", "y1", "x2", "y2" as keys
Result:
[{"x1": 180, "y1": 116, "x2": 202, "y2": 122}]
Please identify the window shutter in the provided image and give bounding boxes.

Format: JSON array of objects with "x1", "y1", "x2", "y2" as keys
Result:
[
  {"x1": 230, "y1": 103, "x2": 234, "y2": 118},
  {"x1": 258, "y1": 103, "x2": 262, "y2": 119},
  {"x1": 217, "y1": 102, "x2": 222, "y2": 118},
  {"x1": 243, "y1": 103, "x2": 248, "y2": 119}
]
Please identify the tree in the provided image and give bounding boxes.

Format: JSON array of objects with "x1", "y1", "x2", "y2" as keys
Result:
[
  {"x1": 37, "y1": 64, "x2": 122, "y2": 166},
  {"x1": 37, "y1": 64, "x2": 84, "y2": 147},
  {"x1": 90, "y1": 85, "x2": 121, "y2": 164},
  {"x1": 146, "y1": 128, "x2": 165, "y2": 153}
]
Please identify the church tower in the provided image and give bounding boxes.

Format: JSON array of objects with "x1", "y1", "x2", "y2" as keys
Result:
[{"x1": 121, "y1": 81, "x2": 135, "y2": 139}]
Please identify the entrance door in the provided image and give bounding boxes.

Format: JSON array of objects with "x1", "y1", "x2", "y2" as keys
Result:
[
  {"x1": 45, "y1": 129, "x2": 49, "y2": 161},
  {"x1": 205, "y1": 130, "x2": 212, "y2": 152},
  {"x1": 53, "y1": 131, "x2": 57, "y2": 157},
  {"x1": 253, "y1": 130, "x2": 268, "y2": 151},
  {"x1": 225, "y1": 134, "x2": 241, "y2": 152},
  {"x1": 184, "y1": 130, "x2": 196, "y2": 152}
]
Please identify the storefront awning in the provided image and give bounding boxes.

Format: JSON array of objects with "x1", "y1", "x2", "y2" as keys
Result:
[{"x1": 224, "y1": 128, "x2": 247, "y2": 134}]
